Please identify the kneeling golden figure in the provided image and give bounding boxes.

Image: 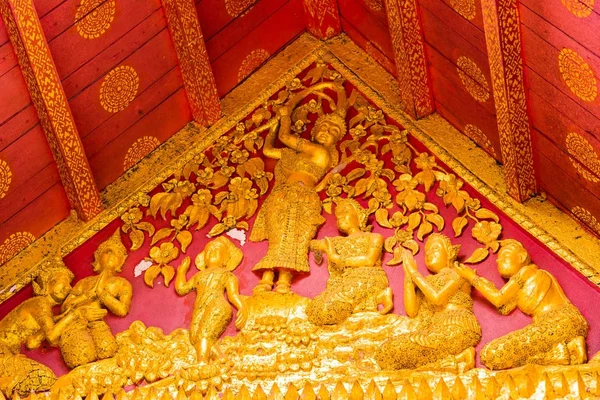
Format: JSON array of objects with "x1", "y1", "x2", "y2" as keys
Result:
[
  {"x1": 377, "y1": 234, "x2": 481, "y2": 371},
  {"x1": 175, "y1": 237, "x2": 246, "y2": 362},
  {"x1": 455, "y1": 239, "x2": 589, "y2": 369},
  {"x1": 307, "y1": 198, "x2": 392, "y2": 326},
  {"x1": 59, "y1": 230, "x2": 133, "y2": 368}
]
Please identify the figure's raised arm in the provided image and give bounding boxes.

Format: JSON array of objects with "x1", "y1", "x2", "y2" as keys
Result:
[
  {"x1": 99, "y1": 278, "x2": 132, "y2": 317},
  {"x1": 404, "y1": 254, "x2": 461, "y2": 307},
  {"x1": 175, "y1": 256, "x2": 195, "y2": 296},
  {"x1": 403, "y1": 263, "x2": 420, "y2": 317}
]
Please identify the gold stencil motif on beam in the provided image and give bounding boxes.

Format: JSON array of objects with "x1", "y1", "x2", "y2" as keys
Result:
[
  {"x1": 558, "y1": 48, "x2": 598, "y2": 102},
  {"x1": 464, "y1": 124, "x2": 497, "y2": 158},
  {"x1": 561, "y1": 0, "x2": 595, "y2": 18},
  {"x1": 450, "y1": 0, "x2": 476, "y2": 20},
  {"x1": 364, "y1": 0, "x2": 383, "y2": 12},
  {"x1": 123, "y1": 136, "x2": 162, "y2": 171},
  {"x1": 456, "y1": 56, "x2": 490, "y2": 103},
  {"x1": 572, "y1": 206, "x2": 600, "y2": 235},
  {"x1": 566, "y1": 132, "x2": 600, "y2": 183},
  {"x1": 238, "y1": 49, "x2": 270, "y2": 83},
  {"x1": 0, "y1": 232, "x2": 35, "y2": 265},
  {"x1": 100, "y1": 66, "x2": 139, "y2": 113},
  {"x1": 0, "y1": 160, "x2": 11, "y2": 199},
  {"x1": 75, "y1": 0, "x2": 116, "y2": 39}
]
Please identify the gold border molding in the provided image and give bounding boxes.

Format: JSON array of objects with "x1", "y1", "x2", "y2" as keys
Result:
[{"x1": 1, "y1": 32, "x2": 598, "y2": 304}]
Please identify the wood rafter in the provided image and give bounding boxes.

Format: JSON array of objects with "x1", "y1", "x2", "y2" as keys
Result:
[
  {"x1": 481, "y1": 0, "x2": 537, "y2": 201},
  {"x1": 161, "y1": 0, "x2": 221, "y2": 126},
  {"x1": 383, "y1": 0, "x2": 434, "y2": 119},
  {"x1": 302, "y1": 0, "x2": 342, "y2": 40},
  {"x1": 0, "y1": 0, "x2": 103, "y2": 221}
]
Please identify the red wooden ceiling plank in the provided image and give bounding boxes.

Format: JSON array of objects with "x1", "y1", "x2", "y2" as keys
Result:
[
  {"x1": 0, "y1": 66, "x2": 31, "y2": 124},
  {"x1": 197, "y1": 0, "x2": 259, "y2": 40},
  {"x1": 0, "y1": 0, "x2": 103, "y2": 221},
  {"x1": 0, "y1": 105, "x2": 39, "y2": 152},
  {"x1": 302, "y1": 0, "x2": 341, "y2": 39}
]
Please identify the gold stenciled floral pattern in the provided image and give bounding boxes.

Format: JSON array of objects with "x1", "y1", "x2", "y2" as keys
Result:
[
  {"x1": 0, "y1": 232, "x2": 35, "y2": 265},
  {"x1": 364, "y1": 0, "x2": 383, "y2": 12},
  {"x1": 224, "y1": 0, "x2": 255, "y2": 17},
  {"x1": 75, "y1": 0, "x2": 116, "y2": 39},
  {"x1": 566, "y1": 132, "x2": 600, "y2": 183},
  {"x1": 237, "y1": 49, "x2": 270, "y2": 83},
  {"x1": 456, "y1": 56, "x2": 490, "y2": 103},
  {"x1": 464, "y1": 124, "x2": 497, "y2": 158},
  {"x1": 450, "y1": 0, "x2": 476, "y2": 20},
  {"x1": 572, "y1": 206, "x2": 600, "y2": 235},
  {"x1": 100, "y1": 65, "x2": 139, "y2": 113},
  {"x1": 561, "y1": 0, "x2": 595, "y2": 18},
  {"x1": 558, "y1": 48, "x2": 598, "y2": 102},
  {"x1": 0, "y1": 160, "x2": 11, "y2": 199},
  {"x1": 123, "y1": 136, "x2": 161, "y2": 171}
]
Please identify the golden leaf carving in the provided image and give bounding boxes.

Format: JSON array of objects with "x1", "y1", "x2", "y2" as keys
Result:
[
  {"x1": 463, "y1": 247, "x2": 490, "y2": 264},
  {"x1": 407, "y1": 213, "x2": 421, "y2": 231},
  {"x1": 375, "y1": 209, "x2": 393, "y2": 228},
  {"x1": 161, "y1": 266, "x2": 175, "y2": 287},
  {"x1": 474, "y1": 208, "x2": 499, "y2": 223},
  {"x1": 416, "y1": 221, "x2": 433, "y2": 241},
  {"x1": 426, "y1": 214, "x2": 445, "y2": 231},
  {"x1": 129, "y1": 229, "x2": 145, "y2": 252},
  {"x1": 144, "y1": 265, "x2": 161, "y2": 288},
  {"x1": 176, "y1": 231, "x2": 193, "y2": 253},
  {"x1": 151, "y1": 228, "x2": 174, "y2": 246},
  {"x1": 452, "y1": 216, "x2": 468, "y2": 237}
]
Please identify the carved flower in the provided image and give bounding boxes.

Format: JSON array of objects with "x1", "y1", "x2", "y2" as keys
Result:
[
  {"x1": 230, "y1": 149, "x2": 249, "y2": 164},
  {"x1": 349, "y1": 125, "x2": 367, "y2": 139},
  {"x1": 394, "y1": 174, "x2": 425, "y2": 211},
  {"x1": 472, "y1": 221, "x2": 502, "y2": 245},
  {"x1": 437, "y1": 174, "x2": 464, "y2": 196},
  {"x1": 197, "y1": 167, "x2": 214, "y2": 182},
  {"x1": 366, "y1": 106, "x2": 384, "y2": 123},
  {"x1": 287, "y1": 78, "x2": 303, "y2": 91},
  {"x1": 395, "y1": 229, "x2": 413, "y2": 243},
  {"x1": 414, "y1": 153, "x2": 436, "y2": 170},
  {"x1": 307, "y1": 99, "x2": 319, "y2": 113},
  {"x1": 326, "y1": 173, "x2": 347, "y2": 198},
  {"x1": 150, "y1": 243, "x2": 179, "y2": 265},
  {"x1": 219, "y1": 165, "x2": 235, "y2": 178},
  {"x1": 223, "y1": 215, "x2": 238, "y2": 229},
  {"x1": 372, "y1": 186, "x2": 392, "y2": 208},
  {"x1": 170, "y1": 214, "x2": 189, "y2": 231},
  {"x1": 392, "y1": 152, "x2": 411, "y2": 167},
  {"x1": 122, "y1": 208, "x2": 143, "y2": 224},
  {"x1": 389, "y1": 128, "x2": 408, "y2": 145},
  {"x1": 390, "y1": 212, "x2": 408, "y2": 228},
  {"x1": 173, "y1": 181, "x2": 196, "y2": 197},
  {"x1": 192, "y1": 189, "x2": 212, "y2": 206}
]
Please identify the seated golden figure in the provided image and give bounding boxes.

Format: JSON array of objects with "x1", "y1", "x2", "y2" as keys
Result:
[
  {"x1": 306, "y1": 198, "x2": 392, "y2": 326},
  {"x1": 175, "y1": 237, "x2": 245, "y2": 362},
  {"x1": 376, "y1": 234, "x2": 481, "y2": 371},
  {"x1": 58, "y1": 230, "x2": 133, "y2": 369},
  {"x1": 249, "y1": 82, "x2": 348, "y2": 294},
  {"x1": 455, "y1": 239, "x2": 589, "y2": 369},
  {"x1": 0, "y1": 255, "x2": 77, "y2": 395}
]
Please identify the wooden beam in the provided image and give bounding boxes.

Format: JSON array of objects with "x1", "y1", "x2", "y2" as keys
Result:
[
  {"x1": 161, "y1": 0, "x2": 221, "y2": 126},
  {"x1": 0, "y1": 0, "x2": 103, "y2": 221},
  {"x1": 481, "y1": 0, "x2": 536, "y2": 201},
  {"x1": 384, "y1": 0, "x2": 434, "y2": 119},
  {"x1": 302, "y1": 0, "x2": 342, "y2": 39}
]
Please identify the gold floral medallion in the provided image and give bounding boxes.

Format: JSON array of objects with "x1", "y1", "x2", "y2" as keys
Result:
[
  {"x1": 224, "y1": 0, "x2": 255, "y2": 17},
  {"x1": 123, "y1": 136, "x2": 162, "y2": 171},
  {"x1": 566, "y1": 132, "x2": 600, "y2": 183},
  {"x1": 364, "y1": 0, "x2": 383, "y2": 12},
  {"x1": 558, "y1": 48, "x2": 598, "y2": 102},
  {"x1": 0, "y1": 160, "x2": 11, "y2": 199},
  {"x1": 456, "y1": 56, "x2": 490, "y2": 103},
  {"x1": 0, "y1": 232, "x2": 35, "y2": 266},
  {"x1": 75, "y1": 0, "x2": 116, "y2": 39},
  {"x1": 237, "y1": 49, "x2": 270, "y2": 83},
  {"x1": 450, "y1": 0, "x2": 476, "y2": 20},
  {"x1": 100, "y1": 65, "x2": 139, "y2": 113},
  {"x1": 561, "y1": 0, "x2": 595, "y2": 18}
]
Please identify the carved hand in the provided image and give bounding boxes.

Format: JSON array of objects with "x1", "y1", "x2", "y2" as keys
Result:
[{"x1": 453, "y1": 262, "x2": 477, "y2": 282}]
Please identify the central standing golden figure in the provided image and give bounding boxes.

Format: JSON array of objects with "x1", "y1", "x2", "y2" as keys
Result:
[{"x1": 250, "y1": 82, "x2": 348, "y2": 294}]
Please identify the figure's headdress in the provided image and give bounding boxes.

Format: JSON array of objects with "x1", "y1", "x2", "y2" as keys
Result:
[
  {"x1": 33, "y1": 251, "x2": 74, "y2": 296},
  {"x1": 195, "y1": 236, "x2": 243, "y2": 272},
  {"x1": 428, "y1": 233, "x2": 461, "y2": 263},
  {"x1": 335, "y1": 198, "x2": 371, "y2": 232},
  {"x1": 92, "y1": 229, "x2": 128, "y2": 273}
]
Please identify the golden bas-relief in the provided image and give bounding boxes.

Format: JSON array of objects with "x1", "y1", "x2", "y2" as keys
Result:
[{"x1": 0, "y1": 59, "x2": 599, "y2": 399}]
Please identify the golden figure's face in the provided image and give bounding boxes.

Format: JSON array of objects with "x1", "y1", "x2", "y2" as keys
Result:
[
  {"x1": 314, "y1": 121, "x2": 342, "y2": 147},
  {"x1": 204, "y1": 242, "x2": 229, "y2": 269},
  {"x1": 98, "y1": 247, "x2": 124, "y2": 273},
  {"x1": 497, "y1": 245, "x2": 526, "y2": 278},
  {"x1": 49, "y1": 273, "x2": 72, "y2": 303},
  {"x1": 424, "y1": 237, "x2": 448, "y2": 273},
  {"x1": 335, "y1": 203, "x2": 359, "y2": 234}
]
